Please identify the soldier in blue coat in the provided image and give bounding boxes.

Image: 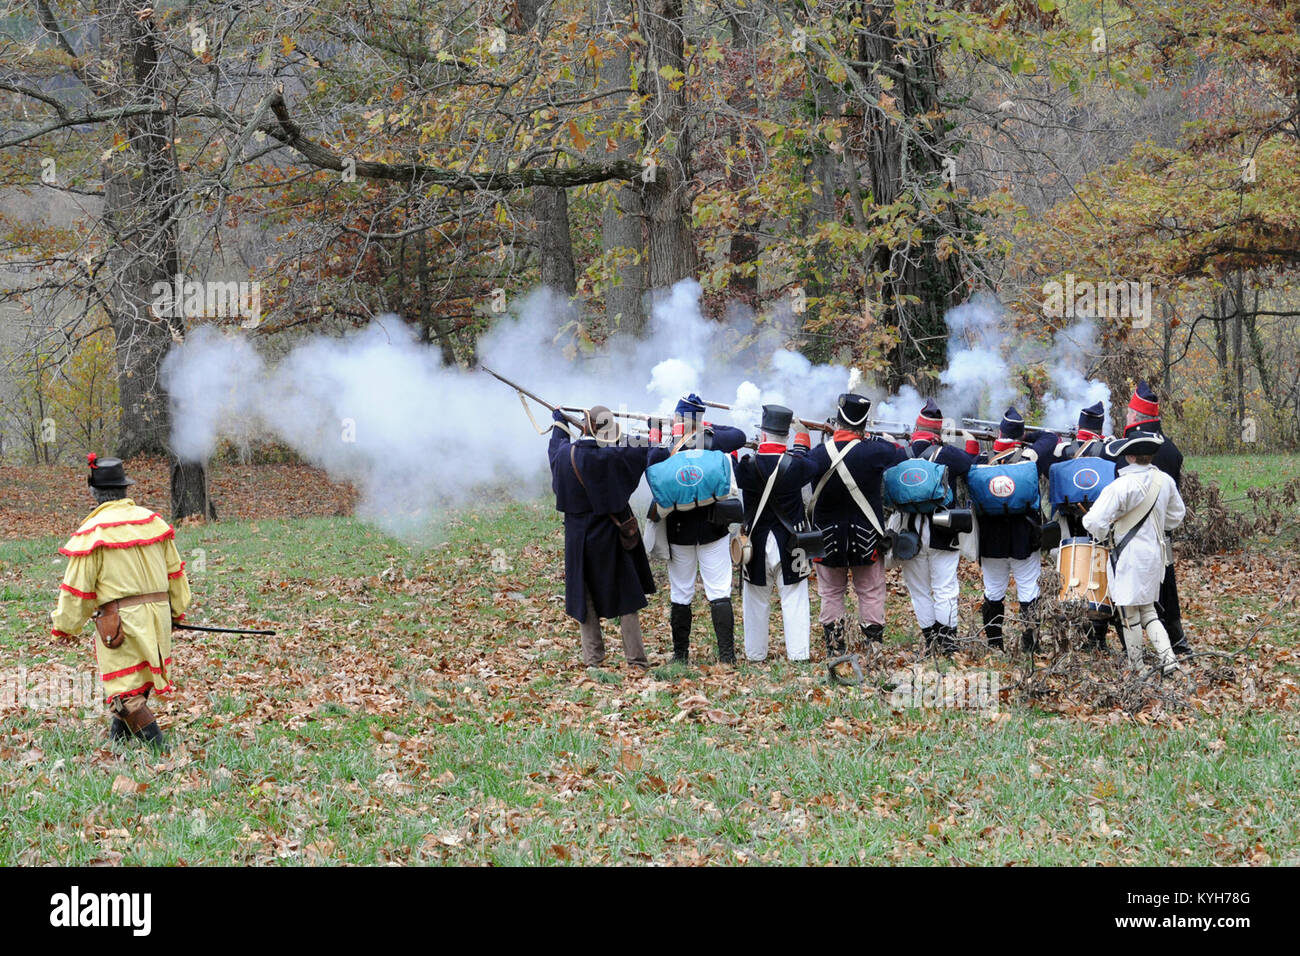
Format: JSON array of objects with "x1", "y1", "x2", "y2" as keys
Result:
[
  {"x1": 548, "y1": 406, "x2": 655, "y2": 669},
  {"x1": 734, "y1": 405, "x2": 820, "y2": 662},
  {"x1": 1049, "y1": 400, "x2": 1120, "y2": 650},
  {"x1": 975, "y1": 407, "x2": 1058, "y2": 651},
  {"x1": 1124, "y1": 381, "x2": 1189, "y2": 656},
  {"x1": 806, "y1": 393, "x2": 907, "y2": 674},
  {"x1": 647, "y1": 393, "x2": 747, "y2": 664},
  {"x1": 899, "y1": 401, "x2": 980, "y2": 654}
]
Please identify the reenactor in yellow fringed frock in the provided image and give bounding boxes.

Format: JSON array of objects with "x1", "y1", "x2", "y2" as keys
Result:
[{"x1": 49, "y1": 455, "x2": 191, "y2": 749}]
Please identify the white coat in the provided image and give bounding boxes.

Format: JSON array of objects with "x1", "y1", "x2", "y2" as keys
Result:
[{"x1": 1082, "y1": 463, "x2": 1185, "y2": 606}]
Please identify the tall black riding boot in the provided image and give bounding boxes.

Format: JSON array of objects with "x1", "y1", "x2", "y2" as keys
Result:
[
  {"x1": 670, "y1": 602, "x2": 692, "y2": 663},
  {"x1": 1020, "y1": 597, "x2": 1040, "y2": 653},
  {"x1": 823, "y1": 620, "x2": 847, "y2": 658},
  {"x1": 982, "y1": 598, "x2": 1005, "y2": 650},
  {"x1": 922, "y1": 624, "x2": 938, "y2": 654},
  {"x1": 859, "y1": 622, "x2": 885, "y2": 645},
  {"x1": 709, "y1": 597, "x2": 736, "y2": 664}
]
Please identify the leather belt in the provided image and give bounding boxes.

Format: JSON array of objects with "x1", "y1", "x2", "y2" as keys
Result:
[{"x1": 100, "y1": 591, "x2": 169, "y2": 612}]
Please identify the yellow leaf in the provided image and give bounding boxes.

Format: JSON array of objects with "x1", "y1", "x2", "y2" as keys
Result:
[{"x1": 281, "y1": 35, "x2": 296, "y2": 57}]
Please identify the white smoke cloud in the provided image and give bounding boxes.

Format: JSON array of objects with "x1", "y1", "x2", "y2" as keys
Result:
[{"x1": 161, "y1": 280, "x2": 853, "y2": 544}]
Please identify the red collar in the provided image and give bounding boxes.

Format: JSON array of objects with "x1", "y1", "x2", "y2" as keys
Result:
[
  {"x1": 911, "y1": 430, "x2": 939, "y2": 445},
  {"x1": 1076, "y1": 429, "x2": 1103, "y2": 442},
  {"x1": 831, "y1": 429, "x2": 862, "y2": 443},
  {"x1": 992, "y1": 438, "x2": 1020, "y2": 453},
  {"x1": 757, "y1": 441, "x2": 787, "y2": 455}
]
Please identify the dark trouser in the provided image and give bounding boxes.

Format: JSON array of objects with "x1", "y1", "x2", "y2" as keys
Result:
[{"x1": 1156, "y1": 562, "x2": 1189, "y2": 653}]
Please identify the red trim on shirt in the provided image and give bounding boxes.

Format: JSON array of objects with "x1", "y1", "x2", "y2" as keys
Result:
[
  {"x1": 168, "y1": 562, "x2": 186, "y2": 579},
  {"x1": 106, "y1": 679, "x2": 173, "y2": 705},
  {"x1": 1128, "y1": 392, "x2": 1159, "y2": 417},
  {"x1": 60, "y1": 583, "x2": 97, "y2": 600},
  {"x1": 831, "y1": 429, "x2": 861, "y2": 442},
  {"x1": 1076, "y1": 428, "x2": 1103, "y2": 442},
  {"x1": 69, "y1": 514, "x2": 164, "y2": 536},
  {"x1": 59, "y1": 527, "x2": 175, "y2": 557},
  {"x1": 992, "y1": 438, "x2": 1020, "y2": 453},
  {"x1": 911, "y1": 429, "x2": 939, "y2": 444},
  {"x1": 757, "y1": 441, "x2": 787, "y2": 454},
  {"x1": 51, "y1": 628, "x2": 73, "y2": 639},
  {"x1": 102, "y1": 657, "x2": 173, "y2": 682}
]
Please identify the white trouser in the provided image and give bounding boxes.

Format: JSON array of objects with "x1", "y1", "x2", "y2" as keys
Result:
[
  {"x1": 1119, "y1": 603, "x2": 1176, "y2": 670},
  {"x1": 742, "y1": 532, "x2": 810, "y2": 661},
  {"x1": 667, "y1": 536, "x2": 733, "y2": 604},
  {"x1": 981, "y1": 554, "x2": 1042, "y2": 603},
  {"x1": 902, "y1": 546, "x2": 961, "y2": 628}
]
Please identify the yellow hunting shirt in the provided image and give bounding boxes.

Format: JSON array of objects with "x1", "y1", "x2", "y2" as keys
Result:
[{"x1": 50, "y1": 499, "x2": 192, "y2": 704}]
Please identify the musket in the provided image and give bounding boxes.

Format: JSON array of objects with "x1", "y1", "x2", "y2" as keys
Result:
[
  {"x1": 173, "y1": 622, "x2": 277, "y2": 635},
  {"x1": 559, "y1": 405, "x2": 654, "y2": 424},
  {"x1": 700, "y1": 399, "x2": 833, "y2": 434},
  {"x1": 481, "y1": 364, "x2": 585, "y2": 429}
]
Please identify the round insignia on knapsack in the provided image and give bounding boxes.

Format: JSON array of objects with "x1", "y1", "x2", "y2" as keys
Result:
[
  {"x1": 900, "y1": 467, "x2": 929, "y2": 486},
  {"x1": 989, "y1": 475, "x2": 1016, "y2": 498},
  {"x1": 676, "y1": 464, "x2": 703, "y2": 486},
  {"x1": 1072, "y1": 468, "x2": 1100, "y2": 491}
]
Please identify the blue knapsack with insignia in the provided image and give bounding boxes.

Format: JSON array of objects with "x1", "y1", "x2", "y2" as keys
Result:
[
  {"x1": 883, "y1": 447, "x2": 952, "y2": 514},
  {"x1": 966, "y1": 460, "x2": 1041, "y2": 516},
  {"x1": 1048, "y1": 458, "x2": 1116, "y2": 516},
  {"x1": 646, "y1": 448, "x2": 737, "y2": 514}
]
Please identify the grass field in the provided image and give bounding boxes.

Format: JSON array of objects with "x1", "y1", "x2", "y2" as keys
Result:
[
  {"x1": 1185, "y1": 454, "x2": 1300, "y2": 504},
  {"x1": 1, "y1": 457, "x2": 1298, "y2": 865}
]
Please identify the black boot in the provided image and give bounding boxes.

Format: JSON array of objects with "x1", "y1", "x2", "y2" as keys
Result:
[
  {"x1": 939, "y1": 623, "x2": 959, "y2": 656},
  {"x1": 823, "y1": 620, "x2": 847, "y2": 658},
  {"x1": 982, "y1": 598, "x2": 1005, "y2": 650},
  {"x1": 1167, "y1": 618, "x2": 1192, "y2": 657},
  {"x1": 108, "y1": 716, "x2": 129, "y2": 742},
  {"x1": 670, "y1": 602, "x2": 692, "y2": 663},
  {"x1": 859, "y1": 622, "x2": 885, "y2": 645},
  {"x1": 136, "y1": 720, "x2": 168, "y2": 751},
  {"x1": 1020, "y1": 597, "x2": 1040, "y2": 652},
  {"x1": 1088, "y1": 617, "x2": 1109, "y2": 652},
  {"x1": 122, "y1": 702, "x2": 168, "y2": 752},
  {"x1": 922, "y1": 624, "x2": 938, "y2": 653},
  {"x1": 709, "y1": 597, "x2": 736, "y2": 664}
]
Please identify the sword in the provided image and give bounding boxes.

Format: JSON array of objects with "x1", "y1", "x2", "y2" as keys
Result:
[{"x1": 173, "y1": 622, "x2": 277, "y2": 635}]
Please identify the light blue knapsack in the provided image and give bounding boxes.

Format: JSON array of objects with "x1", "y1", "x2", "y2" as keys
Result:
[{"x1": 883, "y1": 447, "x2": 952, "y2": 514}]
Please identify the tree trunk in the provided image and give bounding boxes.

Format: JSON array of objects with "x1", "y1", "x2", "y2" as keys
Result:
[
  {"x1": 100, "y1": 6, "x2": 213, "y2": 519},
  {"x1": 517, "y1": 0, "x2": 578, "y2": 298},
  {"x1": 853, "y1": 0, "x2": 966, "y2": 389},
  {"x1": 639, "y1": 0, "x2": 697, "y2": 301},
  {"x1": 600, "y1": 2, "x2": 647, "y2": 333}
]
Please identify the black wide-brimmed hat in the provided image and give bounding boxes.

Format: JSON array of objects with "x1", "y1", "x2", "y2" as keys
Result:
[
  {"x1": 86, "y1": 453, "x2": 135, "y2": 488},
  {"x1": 1105, "y1": 430, "x2": 1164, "y2": 459},
  {"x1": 836, "y1": 393, "x2": 871, "y2": 428},
  {"x1": 761, "y1": 404, "x2": 794, "y2": 436}
]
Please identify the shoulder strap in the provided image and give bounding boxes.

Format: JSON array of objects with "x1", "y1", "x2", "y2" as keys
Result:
[
  {"x1": 923, "y1": 444, "x2": 943, "y2": 463},
  {"x1": 1110, "y1": 472, "x2": 1161, "y2": 561},
  {"x1": 808, "y1": 440, "x2": 886, "y2": 537},
  {"x1": 569, "y1": 445, "x2": 587, "y2": 490},
  {"x1": 747, "y1": 453, "x2": 785, "y2": 532}
]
